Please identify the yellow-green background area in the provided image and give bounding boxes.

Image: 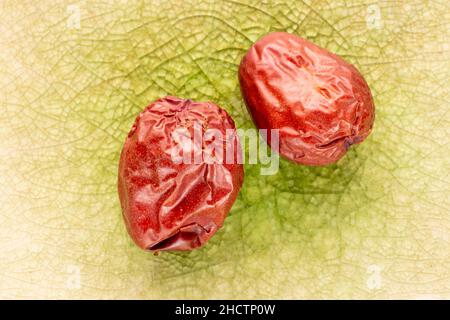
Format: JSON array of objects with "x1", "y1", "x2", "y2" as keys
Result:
[{"x1": 0, "y1": 0, "x2": 449, "y2": 299}]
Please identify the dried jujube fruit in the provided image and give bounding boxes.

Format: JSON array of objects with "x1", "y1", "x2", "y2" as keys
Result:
[
  {"x1": 118, "y1": 96, "x2": 243, "y2": 252},
  {"x1": 239, "y1": 32, "x2": 375, "y2": 166}
]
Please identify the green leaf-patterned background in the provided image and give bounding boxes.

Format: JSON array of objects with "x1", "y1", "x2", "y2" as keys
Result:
[{"x1": 0, "y1": 0, "x2": 449, "y2": 298}]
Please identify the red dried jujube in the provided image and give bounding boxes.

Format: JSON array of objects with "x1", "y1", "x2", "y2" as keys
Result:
[
  {"x1": 239, "y1": 32, "x2": 375, "y2": 166},
  {"x1": 118, "y1": 96, "x2": 243, "y2": 252}
]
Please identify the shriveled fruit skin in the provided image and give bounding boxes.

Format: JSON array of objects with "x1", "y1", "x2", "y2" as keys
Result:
[
  {"x1": 118, "y1": 96, "x2": 243, "y2": 252},
  {"x1": 239, "y1": 32, "x2": 375, "y2": 166}
]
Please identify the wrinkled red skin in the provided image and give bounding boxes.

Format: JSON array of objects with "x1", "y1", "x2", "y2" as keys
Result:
[
  {"x1": 118, "y1": 97, "x2": 243, "y2": 252},
  {"x1": 239, "y1": 32, "x2": 375, "y2": 166}
]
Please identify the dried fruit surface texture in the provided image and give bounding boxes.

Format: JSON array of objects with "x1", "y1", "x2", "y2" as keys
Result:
[
  {"x1": 239, "y1": 32, "x2": 375, "y2": 165},
  {"x1": 118, "y1": 97, "x2": 243, "y2": 251},
  {"x1": 1, "y1": 0, "x2": 449, "y2": 300}
]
